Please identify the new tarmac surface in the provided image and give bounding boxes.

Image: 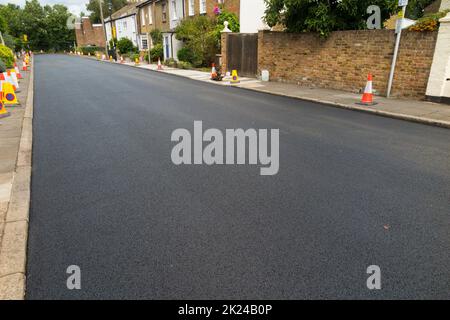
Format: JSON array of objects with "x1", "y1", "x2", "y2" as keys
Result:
[{"x1": 26, "y1": 54, "x2": 450, "y2": 299}]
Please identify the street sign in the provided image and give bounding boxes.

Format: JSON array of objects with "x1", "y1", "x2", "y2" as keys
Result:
[
  {"x1": 395, "y1": 18, "x2": 416, "y2": 33},
  {"x1": 399, "y1": 0, "x2": 408, "y2": 6}
]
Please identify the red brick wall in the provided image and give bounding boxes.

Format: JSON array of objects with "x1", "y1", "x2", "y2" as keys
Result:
[
  {"x1": 75, "y1": 18, "x2": 106, "y2": 48},
  {"x1": 257, "y1": 30, "x2": 438, "y2": 98},
  {"x1": 184, "y1": 0, "x2": 240, "y2": 18}
]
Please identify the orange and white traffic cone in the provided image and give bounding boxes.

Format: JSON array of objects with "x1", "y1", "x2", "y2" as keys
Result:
[
  {"x1": 210, "y1": 63, "x2": 217, "y2": 80},
  {"x1": 14, "y1": 63, "x2": 23, "y2": 79},
  {"x1": 357, "y1": 74, "x2": 377, "y2": 106},
  {"x1": 0, "y1": 99, "x2": 11, "y2": 118},
  {"x1": 157, "y1": 58, "x2": 163, "y2": 71}
]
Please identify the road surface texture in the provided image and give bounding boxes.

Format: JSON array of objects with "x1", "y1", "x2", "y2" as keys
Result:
[{"x1": 27, "y1": 54, "x2": 450, "y2": 299}]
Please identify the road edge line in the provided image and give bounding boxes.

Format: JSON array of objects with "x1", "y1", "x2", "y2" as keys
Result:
[{"x1": 0, "y1": 58, "x2": 34, "y2": 300}]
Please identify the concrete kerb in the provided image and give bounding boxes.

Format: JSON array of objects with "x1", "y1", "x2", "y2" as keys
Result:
[
  {"x1": 235, "y1": 87, "x2": 450, "y2": 129},
  {"x1": 79, "y1": 54, "x2": 450, "y2": 129},
  {"x1": 0, "y1": 58, "x2": 34, "y2": 300}
]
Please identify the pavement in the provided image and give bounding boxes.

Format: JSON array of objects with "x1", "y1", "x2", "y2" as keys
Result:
[
  {"x1": 0, "y1": 62, "x2": 33, "y2": 299},
  {"x1": 26, "y1": 54, "x2": 450, "y2": 299},
  {"x1": 107, "y1": 58, "x2": 450, "y2": 129}
]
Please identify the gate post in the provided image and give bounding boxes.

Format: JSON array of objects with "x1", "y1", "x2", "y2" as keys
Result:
[
  {"x1": 426, "y1": 12, "x2": 450, "y2": 104},
  {"x1": 221, "y1": 22, "x2": 232, "y2": 73}
]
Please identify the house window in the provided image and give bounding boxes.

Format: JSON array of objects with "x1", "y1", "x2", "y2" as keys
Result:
[
  {"x1": 199, "y1": 0, "x2": 206, "y2": 14},
  {"x1": 171, "y1": 0, "x2": 177, "y2": 20},
  {"x1": 162, "y1": 3, "x2": 167, "y2": 22},
  {"x1": 141, "y1": 9, "x2": 145, "y2": 26},
  {"x1": 148, "y1": 5, "x2": 153, "y2": 24},
  {"x1": 141, "y1": 36, "x2": 148, "y2": 50},
  {"x1": 123, "y1": 21, "x2": 127, "y2": 30},
  {"x1": 188, "y1": 0, "x2": 194, "y2": 16}
]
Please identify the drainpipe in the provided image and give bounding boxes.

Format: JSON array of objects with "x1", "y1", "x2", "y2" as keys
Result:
[{"x1": 170, "y1": 32, "x2": 174, "y2": 59}]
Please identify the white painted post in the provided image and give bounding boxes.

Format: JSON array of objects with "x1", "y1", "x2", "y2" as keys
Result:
[
  {"x1": 425, "y1": 12, "x2": 450, "y2": 102},
  {"x1": 387, "y1": 1, "x2": 408, "y2": 98}
]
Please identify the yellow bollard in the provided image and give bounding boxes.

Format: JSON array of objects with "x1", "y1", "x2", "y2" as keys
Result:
[{"x1": 230, "y1": 70, "x2": 240, "y2": 84}]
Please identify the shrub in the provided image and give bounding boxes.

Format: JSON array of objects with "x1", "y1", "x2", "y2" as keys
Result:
[
  {"x1": 163, "y1": 58, "x2": 177, "y2": 67},
  {"x1": 0, "y1": 58, "x2": 6, "y2": 73},
  {"x1": 131, "y1": 53, "x2": 140, "y2": 62},
  {"x1": 214, "y1": 11, "x2": 239, "y2": 40},
  {"x1": 0, "y1": 44, "x2": 14, "y2": 68},
  {"x1": 177, "y1": 61, "x2": 192, "y2": 70},
  {"x1": 150, "y1": 29, "x2": 163, "y2": 45},
  {"x1": 117, "y1": 38, "x2": 135, "y2": 54},
  {"x1": 175, "y1": 15, "x2": 218, "y2": 67},
  {"x1": 177, "y1": 47, "x2": 199, "y2": 65},
  {"x1": 409, "y1": 10, "x2": 449, "y2": 32},
  {"x1": 80, "y1": 46, "x2": 104, "y2": 55},
  {"x1": 150, "y1": 43, "x2": 164, "y2": 62}
]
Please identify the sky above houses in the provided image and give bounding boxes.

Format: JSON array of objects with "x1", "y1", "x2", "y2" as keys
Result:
[{"x1": 0, "y1": 0, "x2": 89, "y2": 15}]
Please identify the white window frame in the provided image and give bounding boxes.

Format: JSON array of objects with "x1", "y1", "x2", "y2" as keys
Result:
[
  {"x1": 199, "y1": 0, "x2": 206, "y2": 14},
  {"x1": 141, "y1": 9, "x2": 145, "y2": 26},
  {"x1": 171, "y1": 0, "x2": 177, "y2": 20},
  {"x1": 148, "y1": 5, "x2": 153, "y2": 24},
  {"x1": 162, "y1": 3, "x2": 167, "y2": 22},
  {"x1": 188, "y1": 0, "x2": 194, "y2": 16},
  {"x1": 141, "y1": 35, "x2": 148, "y2": 50}
]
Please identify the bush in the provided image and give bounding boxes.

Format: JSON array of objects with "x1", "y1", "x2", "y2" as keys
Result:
[
  {"x1": 117, "y1": 38, "x2": 135, "y2": 54},
  {"x1": 80, "y1": 46, "x2": 104, "y2": 55},
  {"x1": 175, "y1": 15, "x2": 218, "y2": 67},
  {"x1": 163, "y1": 58, "x2": 177, "y2": 67},
  {"x1": 0, "y1": 58, "x2": 6, "y2": 73},
  {"x1": 131, "y1": 53, "x2": 140, "y2": 62},
  {"x1": 177, "y1": 61, "x2": 192, "y2": 70},
  {"x1": 409, "y1": 10, "x2": 449, "y2": 32},
  {"x1": 0, "y1": 44, "x2": 14, "y2": 68},
  {"x1": 150, "y1": 29, "x2": 163, "y2": 45},
  {"x1": 177, "y1": 47, "x2": 200, "y2": 65},
  {"x1": 150, "y1": 43, "x2": 164, "y2": 62}
]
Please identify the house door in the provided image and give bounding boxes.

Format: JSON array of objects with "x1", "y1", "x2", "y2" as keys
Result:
[
  {"x1": 226, "y1": 33, "x2": 258, "y2": 77},
  {"x1": 164, "y1": 36, "x2": 170, "y2": 60}
]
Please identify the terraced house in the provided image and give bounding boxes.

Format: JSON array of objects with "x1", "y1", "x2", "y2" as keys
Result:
[
  {"x1": 104, "y1": 1, "x2": 144, "y2": 50},
  {"x1": 137, "y1": 0, "x2": 240, "y2": 60}
]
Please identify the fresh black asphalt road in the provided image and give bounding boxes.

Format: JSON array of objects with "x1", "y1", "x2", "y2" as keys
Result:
[{"x1": 26, "y1": 54, "x2": 450, "y2": 299}]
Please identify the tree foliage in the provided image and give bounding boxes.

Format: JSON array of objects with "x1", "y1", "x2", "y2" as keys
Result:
[
  {"x1": 406, "y1": 0, "x2": 436, "y2": 19},
  {"x1": 264, "y1": 0, "x2": 398, "y2": 36},
  {"x1": 0, "y1": 0, "x2": 75, "y2": 52},
  {"x1": 0, "y1": 44, "x2": 14, "y2": 67},
  {"x1": 175, "y1": 15, "x2": 218, "y2": 67},
  {"x1": 86, "y1": 0, "x2": 128, "y2": 23},
  {"x1": 117, "y1": 37, "x2": 136, "y2": 54}
]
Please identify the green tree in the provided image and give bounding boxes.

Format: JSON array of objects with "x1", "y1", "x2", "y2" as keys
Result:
[
  {"x1": 0, "y1": 14, "x2": 8, "y2": 34},
  {"x1": 0, "y1": 4, "x2": 24, "y2": 38},
  {"x1": 264, "y1": 0, "x2": 398, "y2": 36},
  {"x1": 406, "y1": 0, "x2": 436, "y2": 19},
  {"x1": 44, "y1": 4, "x2": 75, "y2": 51},
  {"x1": 21, "y1": 0, "x2": 49, "y2": 50},
  {"x1": 86, "y1": 0, "x2": 128, "y2": 23}
]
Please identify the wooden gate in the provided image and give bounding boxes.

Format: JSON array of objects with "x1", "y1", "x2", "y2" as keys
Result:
[{"x1": 226, "y1": 33, "x2": 258, "y2": 77}]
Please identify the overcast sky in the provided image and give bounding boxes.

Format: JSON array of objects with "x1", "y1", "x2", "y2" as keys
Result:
[{"x1": 0, "y1": 0, "x2": 90, "y2": 15}]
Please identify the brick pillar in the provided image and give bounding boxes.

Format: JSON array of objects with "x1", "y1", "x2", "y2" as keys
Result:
[
  {"x1": 425, "y1": 12, "x2": 450, "y2": 103},
  {"x1": 221, "y1": 32, "x2": 229, "y2": 73},
  {"x1": 257, "y1": 30, "x2": 264, "y2": 77}
]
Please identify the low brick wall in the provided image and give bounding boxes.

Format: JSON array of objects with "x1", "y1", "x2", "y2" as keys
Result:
[{"x1": 257, "y1": 30, "x2": 438, "y2": 98}]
